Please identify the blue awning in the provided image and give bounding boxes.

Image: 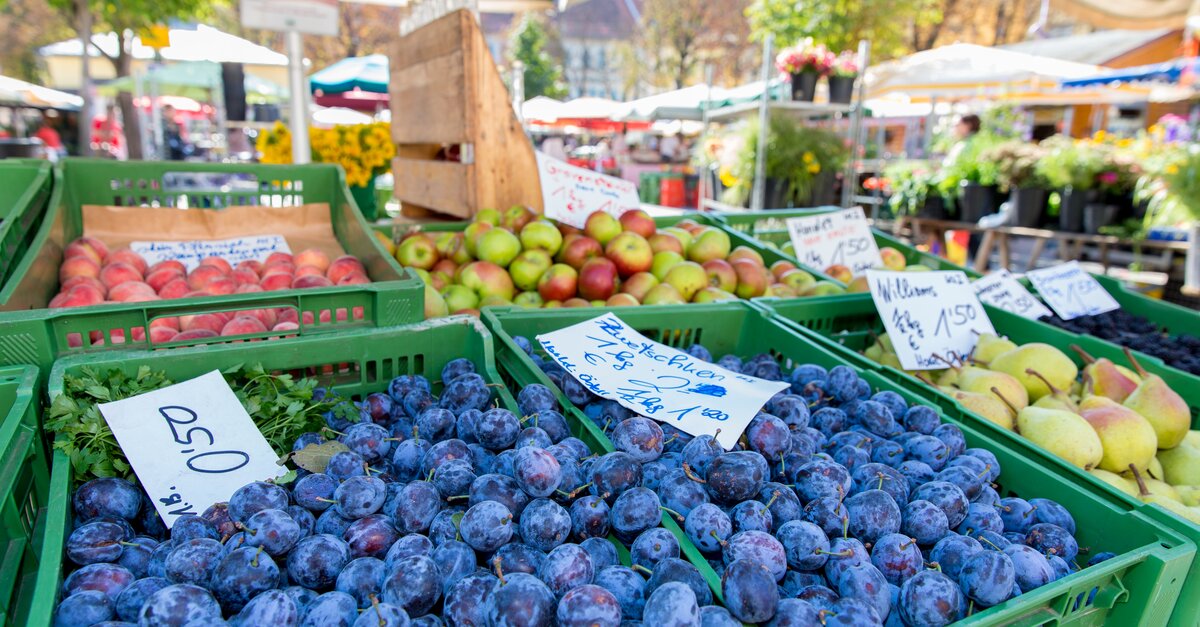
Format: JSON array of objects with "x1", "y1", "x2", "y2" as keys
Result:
[
  {"x1": 1061, "y1": 57, "x2": 1200, "y2": 87},
  {"x1": 310, "y1": 54, "x2": 388, "y2": 95}
]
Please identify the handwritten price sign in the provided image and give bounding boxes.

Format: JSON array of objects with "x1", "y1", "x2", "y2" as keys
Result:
[
  {"x1": 98, "y1": 371, "x2": 286, "y2": 528},
  {"x1": 132, "y1": 235, "x2": 291, "y2": 271},
  {"x1": 867, "y1": 270, "x2": 995, "y2": 371},
  {"x1": 536, "y1": 313, "x2": 789, "y2": 450},
  {"x1": 973, "y1": 269, "x2": 1052, "y2": 320},
  {"x1": 536, "y1": 152, "x2": 641, "y2": 229},
  {"x1": 785, "y1": 208, "x2": 883, "y2": 275},
  {"x1": 1026, "y1": 261, "x2": 1119, "y2": 321}
]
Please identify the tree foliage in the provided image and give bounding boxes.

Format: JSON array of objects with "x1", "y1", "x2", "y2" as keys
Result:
[
  {"x1": 746, "y1": 0, "x2": 940, "y2": 59},
  {"x1": 508, "y1": 13, "x2": 566, "y2": 99}
]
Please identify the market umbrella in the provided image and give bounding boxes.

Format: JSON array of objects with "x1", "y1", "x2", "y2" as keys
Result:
[
  {"x1": 0, "y1": 74, "x2": 82, "y2": 109},
  {"x1": 312, "y1": 106, "x2": 374, "y2": 127},
  {"x1": 99, "y1": 61, "x2": 221, "y2": 100},
  {"x1": 522, "y1": 96, "x2": 566, "y2": 123},
  {"x1": 310, "y1": 54, "x2": 389, "y2": 94}
]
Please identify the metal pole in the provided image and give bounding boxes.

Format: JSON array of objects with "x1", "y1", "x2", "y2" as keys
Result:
[
  {"x1": 133, "y1": 69, "x2": 149, "y2": 158},
  {"x1": 699, "y1": 63, "x2": 714, "y2": 211},
  {"x1": 750, "y1": 34, "x2": 772, "y2": 211},
  {"x1": 842, "y1": 40, "x2": 870, "y2": 207},
  {"x1": 150, "y1": 65, "x2": 163, "y2": 159},
  {"x1": 75, "y1": 0, "x2": 92, "y2": 156},
  {"x1": 287, "y1": 30, "x2": 311, "y2": 164},
  {"x1": 512, "y1": 61, "x2": 525, "y2": 126}
]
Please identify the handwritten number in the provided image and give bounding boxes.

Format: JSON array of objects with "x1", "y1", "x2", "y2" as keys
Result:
[{"x1": 187, "y1": 450, "x2": 251, "y2": 474}]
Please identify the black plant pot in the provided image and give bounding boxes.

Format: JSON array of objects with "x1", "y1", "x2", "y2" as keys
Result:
[
  {"x1": 1059, "y1": 187, "x2": 1093, "y2": 232},
  {"x1": 791, "y1": 71, "x2": 818, "y2": 102},
  {"x1": 828, "y1": 75, "x2": 855, "y2": 104},
  {"x1": 810, "y1": 171, "x2": 837, "y2": 206},
  {"x1": 764, "y1": 177, "x2": 791, "y2": 209},
  {"x1": 1010, "y1": 187, "x2": 1047, "y2": 228},
  {"x1": 918, "y1": 195, "x2": 946, "y2": 220},
  {"x1": 958, "y1": 182, "x2": 998, "y2": 223},
  {"x1": 1084, "y1": 202, "x2": 1120, "y2": 234}
]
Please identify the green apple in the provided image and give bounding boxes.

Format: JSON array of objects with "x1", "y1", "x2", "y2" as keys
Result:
[
  {"x1": 661, "y1": 227, "x2": 693, "y2": 251},
  {"x1": 463, "y1": 222, "x2": 493, "y2": 257},
  {"x1": 474, "y1": 208, "x2": 502, "y2": 225},
  {"x1": 441, "y1": 284, "x2": 480, "y2": 312},
  {"x1": 520, "y1": 220, "x2": 564, "y2": 256},
  {"x1": 509, "y1": 249, "x2": 553, "y2": 292},
  {"x1": 424, "y1": 284, "x2": 448, "y2": 318},
  {"x1": 475, "y1": 228, "x2": 522, "y2": 267},
  {"x1": 687, "y1": 228, "x2": 732, "y2": 263},
  {"x1": 651, "y1": 251, "x2": 685, "y2": 281},
  {"x1": 664, "y1": 261, "x2": 707, "y2": 301},
  {"x1": 642, "y1": 283, "x2": 686, "y2": 305},
  {"x1": 514, "y1": 291, "x2": 545, "y2": 308}
]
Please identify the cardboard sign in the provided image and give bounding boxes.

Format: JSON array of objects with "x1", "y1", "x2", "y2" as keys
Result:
[
  {"x1": 785, "y1": 207, "x2": 883, "y2": 275},
  {"x1": 973, "y1": 269, "x2": 1052, "y2": 320},
  {"x1": 536, "y1": 313, "x2": 789, "y2": 450},
  {"x1": 98, "y1": 371, "x2": 285, "y2": 528},
  {"x1": 131, "y1": 235, "x2": 291, "y2": 271},
  {"x1": 1026, "y1": 261, "x2": 1120, "y2": 320},
  {"x1": 240, "y1": 0, "x2": 339, "y2": 35},
  {"x1": 536, "y1": 152, "x2": 640, "y2": 229},
  {"x1": 867, "y1": 270, "x2": 995, "y2": 371}
]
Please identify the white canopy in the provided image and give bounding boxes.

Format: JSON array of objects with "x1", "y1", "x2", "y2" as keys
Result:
[
  {"x1": 557, "y1": 97, "x2": 622, "y2": 119},
  {"x1": 615, "y1": 85, "x2": 723, "y2": 121},
  {"x1": 0, "y1": 74, "x2": 83, "y2": 109},
  {"x1": 522, "y1": 96, "x2": 566, "y2": 123},
  {"x1": 40, "y1": 24, "x2": 287, "y2": 66},
  {"x1": 312, "y1": 107, "x2": 374, "y2": 127}
]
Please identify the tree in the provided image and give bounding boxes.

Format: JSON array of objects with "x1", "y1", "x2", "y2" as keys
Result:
[
  {"x1": 0, "y1": 0, "x2": 74, "y2": 82},
  {"x1": 746, "y1": 0, "x2": 940, "y2": 60},
  {"x1": 638, "y1": 0, "x2": 755, "y2": 90},
  {"x1": 508, "y1": 14, "x2": 566, "y2": 100},
  {"x1": 51, "y1": 0, "x2": 223, "y2": 158}
]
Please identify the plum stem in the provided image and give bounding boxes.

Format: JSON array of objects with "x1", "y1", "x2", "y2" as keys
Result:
[
  {"x1": 631, "y1": 564, "x2": 654, "y2": 576},
  {"x1": 492, "y1": 556, "x2": 506, "y2": 584},
  {"x1": 660, "y1": 506, "x2": 685, "y2": 523},
  {"x1": 681, "y1": 463, "x2": 707, "y2": 483}
]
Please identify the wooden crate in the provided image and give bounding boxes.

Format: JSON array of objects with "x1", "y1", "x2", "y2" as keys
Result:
[{"x1": 390, "y1": 9, "x2": 542, "y2": 219}]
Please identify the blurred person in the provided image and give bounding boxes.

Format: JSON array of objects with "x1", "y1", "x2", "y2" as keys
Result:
[
  {"x1": 659, "y1": 132, "x2": 680, "y2": 163},
  {"x1": 163, "y1": 104, "x2": 189, "y2": 160},
  {"x1": 33, "y1": 112, "x2": 64, "y2": 159},
  {"x1": 92, "y1": 104, "x2": 125, "y2": 159},
  {"x1": 943, "y1": 113, "x2": 980, "y2": 166},
  {"x1": 541, "y1": 135, "x2": 567, "y2": 161},
  {"x1": 594, "y1": 137, "x2": 611, "y2": 172}
]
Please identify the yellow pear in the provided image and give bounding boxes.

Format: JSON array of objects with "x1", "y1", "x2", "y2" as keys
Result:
[
  {"x1": 1128, "y1": 467, "x2": 1193, "y2": 526},
  {"x1": 1121, "y1": 349, "x2": 1190, "y2": 450},
  {"x1": 1016, "y1": 406, "x2": 1103, "y2": 470},
  {"x1": 879, "y1": 353, "x2": 903, "y2": 371},
  {"x1": 1079, "y1": 397, "x2": 1158, "y2": 474},
  {"x1": 1088, "y1": 468, "x2": 1138, "y2": 497},
  {"x1": 1158, "y1": 440, "x2": 1200, "y2": 486},
  {"x1": 973, "y1": 334, "x2": 1018, "y2": 365},
  {"x1": 1025, "y1": 368, "x2": 1079, "y2": 413},
  {"x1": 949, "y1": 390, "x2": 1015, "y2": 430},
  {"x1": 1149, "y1": 456, "x2": 1165, "y2": 481},
  {"x1": 957, "y1": 367, "x2": 1029, "y2": 412},
  {"x1": 990, "y1": 343, "x2": 1078, "y2": 401},
  {"x1": 877, "y1": 333, "x2": 894, "y2": 353},
  {"x1": 864, "y1": 344, "x2": 884, "y2": 362},
  {"x1": 1072, "y1": 345, "x2": 1140, "y2": 403},
  {"x1": 1184, "y1": 431, "x2": 1200, "y2": 449},
  {"x1": 1176, "y1": 485, "x2": 1200, "y2": 507}
]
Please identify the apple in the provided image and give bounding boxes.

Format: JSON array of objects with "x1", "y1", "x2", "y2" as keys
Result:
[
  {"x1": 905, "y1": 264, "x2": 933, "y2": 272},
  {"x1": 538, "y1": 264, "x2": 578, "y2": 302},
  {"x1": 519, "y1": 220, "x2": 563, "y2": 256},
  {"x1": 606, "y1": 293, "x2": 640, "y2": 307},
  {"x1": 648, "y1": 233, "x2": 684, "y2": 255},
  {"x1": 879, "y1": 246, "x2": 907, "y2": 271},
  {"x1": 578, "y1": 257, "x2": 618, "y2": 301},
  {"x1": 687, "y1": 228, "x2": 731, "y2": 263},
  {"x1": 620, "y1": 272, "x2": 659, "y2": 302},
  {"x1": 847, "y1": 276, "x2": 870, "y2": 293},
  {"x1": 503, "y1": 205, "x2": 537, "y2": 233},
  {"x1": 663, "y1": 262, "x2": 707, "y2": 302},
  {"x1": 693, "y1": 287, "x2": 738, "y2": 303},
  {"x1": 702, "y1": 259, "x2": 738, "y2": 293},
  {"x1": 771, "y1": 260, "x2": 798, "y2": 280},
  {"x1": 558, "y1": 236, "x2": 603, "y2": 270},
  {"x1": 584, "y1": 211, "x2": 622, "y2": 246},
  {"x1": 676, "y1": 218, "x2": 705, "y2": 235},
  {"x1": 475, "y1": 228, "x2": 522, "y2": 267},
  {"x1": 618, "y1": 209, "x2": 656, "y2": 238},
  {"x1": 768, "y1": 283, "x2": 799, "y2": 298},
  {"x1": 424, "y1": 285, "x2": 449, "y2": 318},
  {"x1": 434, "y1": 232, "x2": 471, "y2": 265},
  {"x1": 509, "y1": 249, "x2": 553, "y2": 291},
  {"x1": 805, "y1": 281, "x2": 846, "y2": 296},
  {"x1": 432, "y1": 259, "x2": 458, "y2": 278},
  {"x1": 823, "y1": 264, "x2": 853, "y2": 284},
  {"x1": 641, "y1": 283, "x2": 686, "y2": 305},
  {"x1": 463, "y1": 222, "x2": 493, "y2": 257},
  {"x1": 374, "y1": 231, "x2": 396, "y2": 256},
  {"x1": 727, "y1": 245, "x2": 764, "y2": 267},
  {"x1": 543, "y1": 300, "x2": 563, "y2": 308},
  {"x1": 604, "y1": 231, "x2": 654, "y2": 277},
  {"x1": 514, "y1": 291, "x2": 545, "y2": 308},
  {"x1": 780, "y1": 269, "x2": 817, "y2": 293},
  {"x1": 396, "y1": 233, "x2": 440, "y2": 270},
  {"x1": 732, "y1": 259, "x2": 768, "y2": 298},
  {"x1": 562, "y1": 298, "x2": 591, "y2": 308},
  {"x1": 480, "y1": 295, "x2": 512, "y2": 308},
  {"x1": 429, "y1": 271, "x2": 451, "y2": 291},
  {"x1": 651, "y1": 251, "x2": 684, "y2": 281},
  {"x1": 459, "y1": 261, "x2": 515, "y2": 301},
  {"x1": 474, "y1": 208, "x2": 502, "y2": 225},
  {"x1": 661, "y1": 227, "x2": 693, "y2": 251}
]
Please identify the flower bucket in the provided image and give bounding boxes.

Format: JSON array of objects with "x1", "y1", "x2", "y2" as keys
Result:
[
  {"x1": 958, "y1": 182, "x2": 997, "y2": 223},
  {"x1": 1011, "y1": 187, "x2": 1047, "y2": 228},
  {"x1": 828, "y1": 75, "x2": 855, "y2": 104},
  {"x1": 791, "y1": 71, "x2": 818, "y2": 102},
  {"x1": 1084, "y1": 201, "x2": 1120, "y2": 235},
  {"x1": 350, "y1": 178, "x2": 378, "y2": 222},
  {"x1": 1059, "y1": 187, "x2": 1093, "y2": 233}
]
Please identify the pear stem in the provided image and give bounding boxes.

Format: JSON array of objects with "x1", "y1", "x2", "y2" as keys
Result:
[
  {"x1": 1025, "y1": 368, "x2": 1065, "y2": 398},
  {"x1": 1069, "y1": 344, "x2": 1096, "y2": 365},
  {"x1": 1123, "y1": 347, "x2": 1150, "y2": 378},
  {"x1": 1128, "y1": 463, "x2": 1151, "y2": 498},
  {"x1": 930, "y1": 353, "x2": 961, "y2": 372},
  {"x1": 990, "y1": 386, "x2": 1021, "y2": 417},
  {"x1": 915, "y1": 372, "x2": 935, "y2": 386}
]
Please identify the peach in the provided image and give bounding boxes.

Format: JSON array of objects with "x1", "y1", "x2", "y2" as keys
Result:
[
  {"x1": 295, "y1": 265, "x2": 324, "y2": 278},
  {"x1": 150, "y1": 316, "x2": 180, "y2": 331},
  {"x1": 293, "y1": 275, "x2": 334, "y2": 289},
  {"x1": 106, "y1": 249, "x2": 148, "y2": 276},
  {"x1": 79, "y1": 236, "x2": 110, "y2": 260},
  {"x1": 173, "y1": 329, "x2": 219, "y2": 342},
  {"x1": 184, "y1": 290, "x2": 209, "y2": 299},
  {"x1": 260, "y1": 274, "x2": 294, "y2": 291},
  {"x1": 61, "y1": 275, "x2": 107, "y2": 296},
  {"x1": 60, "y1": 284, "x2": 105, "y2": 308},
  {"x1": 326, "y1": 256, "x2": 365, "y2": 284},
  {"x1": 146, "y1": 268, "x2": 185, "y2": 292},
  {"x1": 221, "y1": 315, "x2": 268, "y2": 336},
  {"x1": 294, "y1": 249, "x2": 331, "y2": 273},
  {"x1": 129, "y1": 327, "x2": 148, "y2": 342},
  {"x1": 276, "y1": 308, "x2": 299, "y2": 325},
  {"x1": 201, "y1": 256, "x2": 233, "y2": 275},
  {"x1": 271, "y1": 321, "x2": 300, "y2": 335},
  {"x1": 158, "y1": 278, "x2": 191, "y2": 299},
  {"x1": 187, "y1": 265, "x2": 227, "y2": 290},
  {"x1": 109, "y1": 281, "x2": 156, "y2": 301},
  {"x1": 245, "y1": 308, "x2": 278, "y2": 329},
  {"x1": 265, "y1": 252, "x2": 294, "y2": 266},
  {"x1": 49, "y1": 293, "x2": 69, "y2": 308},
  {"x1": 149, "y1": 260, "x2": 187, "y2": 276},
  {"x1": 337, "y1": 273, "x2": 369, "y2": 286},
  {"x1": 236, "y1": 284, "x2": 264, "y2": 294},
  {"x1": 301, "y1": 310, "x2": 336, "y2": 325},
  {"x1": 59, "y1": 256, "x2": 101, "y2": 283},
  {"x1": 235, "y1": 260, "x2": 262, "y2": 276},
  {"x1": 99, "y1": 262, "x2": 143, "y2": 289},
  {"x1": 64, "y1": 239, "x2": 103, "y2": 265},
  {"x1": 263, "y1": 262, "x2": 295, "y2": 276},
  {"x1": 149, "y1": 327, "x2": 179, "y2": 344},
  {"x1": 121, "y1": 293, "x2": 161, "y2": 303},
  {"x1": 205, "y1": 278, "x2": 236, "y2": 296},
  {"x1": 181, "y1": 313, "x2": 226, "y2": 334},
  {"x1": 232, "y1": 268, "x2": 260, "y2": 285}
]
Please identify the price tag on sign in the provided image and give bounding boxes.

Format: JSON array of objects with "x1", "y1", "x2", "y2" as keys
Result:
[
  {"x1": 785, "y1": 208, "x2": 883, "y2": 275},
  {"x1": 536, "y1": 313, "x2": 789, "y2": 450},
  {"x1": 972, "y1": 269, "x2": 1052, "y2": 320},
  {"x1": 1025, "y1": 261, "x2": 1120, "y2": 321},
  {"x1": 867, "y1": 270, "x2": 995, "y2": 371},
  {"x1": 131, "y1": 235, "x2": 291, "y2": 272},
  {"x1": 98, "y1": 371, "x2": 286, "y2": 528},
  {"x1": 535, "y1": 152, "x2": 641, "y2": 229}
]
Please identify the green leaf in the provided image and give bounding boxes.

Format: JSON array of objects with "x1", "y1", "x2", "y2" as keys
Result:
[
  {"x1": 274, "y1": 469, "x2": 299, "y2": 485},
  {"x1": 291, "y1": 441, "x2": 351, "y2": 473}
]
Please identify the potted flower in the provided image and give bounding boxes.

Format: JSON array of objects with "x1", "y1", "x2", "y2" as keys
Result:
[
  {"x1": 1035, "y1": 135, "x2": 1103, "y2": 232},
  {"x1": 776, "y1": 39, "x2": 832, "y2": 102},
  {"x1": 985, "y1": 141, "x2": 1047, "y2": 228},
  {"x1": 885, "y1": 161, "x2": 944, "y2": 219},
  {"x1": 938, "y1": 135, "x2": 1001, "y2": 223},
  {"x1": 721, "y1": 114, "x2": 848, "y2": 208},
  {"x1": 828, "y1": 51, "x2": 858, "y2": 104}
]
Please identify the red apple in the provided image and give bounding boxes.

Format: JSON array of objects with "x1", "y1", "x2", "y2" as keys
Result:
[
  {"x1": 584, "y1": 211, "x2": 622, "y2": 246},
  {"x1": 537, "y1": 264, "x2": 578, "y2": 302},
  {"x1": 619, "y1": 209, "x2": 656, "y2": 238},
  {"x1": 578, "y1": 257, "x2": 618, "y2": 301},
  {"x1": 620, "y1": 272, "x2": 659, "y2": 302},
  {"x1": 604, "y1": 231, "x2": 654, "y2": 278},
  {"x1": 702, "y1": 259, "x2": 738, "y2": 293},
  {"x1": 648, "y1": 233, "x2": 684, "y2": 255},
  {"x1": 558, "y1": 236, "x2": 603, "y2": 270},
  {"x1": 732, "y1": 259, "x2": 769, "y2": 298}
]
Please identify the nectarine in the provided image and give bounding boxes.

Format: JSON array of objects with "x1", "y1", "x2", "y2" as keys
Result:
[
  {"x1": 295, "y1": 249, "x2": 332, "y2": 273},
  {"x1": 200, "y1": 256, "x2": 233, "y2": 275},
  {"x1": 106, "y1": 249, "x2": 148, "y2": 275},
  {"x1": 59, "y1": 257, "x2": 101, "y2": 283},
  {"x1": 157, "y1": 278, "x2": 191, "y2": 299},
  {"x1": 187, "y1": 264, "x2": 227, "y2": 291}
]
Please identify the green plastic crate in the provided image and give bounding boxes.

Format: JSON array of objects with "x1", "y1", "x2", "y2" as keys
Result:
[
  {"x1": 0, "y1": 162, "x2": 53, "y2": 288},
  {"x1": 758, "y1": 293, "x2": 1200, "y2": 625},
  {"x1": 0, "y1": 365, "x2": 47, "y2": 626},
  {"x1": 482, "y1": 301, "x2": 1194, "y2": 626},
  {"x1": 0, "y1": 159, "x2": 424, "y2": 380}
]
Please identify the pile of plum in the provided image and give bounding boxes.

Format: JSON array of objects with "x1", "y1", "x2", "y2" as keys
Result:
[
  {"x1": 1042, "y1": 309, "x2": 1200, "y2": 376},
  {"x1": 52, "y1": 344, "x2": 1108, "y2": 627}
]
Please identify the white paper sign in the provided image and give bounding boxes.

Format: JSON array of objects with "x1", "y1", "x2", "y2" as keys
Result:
[
  {"x1": 131, "y1": 235, "x2": 291, "y2": 271},
  {"x1": 536, "y1": 313, "x2": 789, "y2": 450},
  {"x1": 973, "y1": 269, "x2": 1052, "y2": 320},
  {"x1": 98, "y1": 370, "x2": 285, "y2": 528},
  {"x1": 535, "y1": 152, "x2": 641, "y2": 229},
  {"x1": 1026, "y1": 261, "x2": 1120, "y2": 321},
  {"x1": 240, "y1": 0, "x2": 339, "y2": 36},
  {"x1": 785, "y1": 207, "x2": 883, "y2": 275},
  {"x1": 867, "y1": 270, "x2": 996, "y2": 371}
]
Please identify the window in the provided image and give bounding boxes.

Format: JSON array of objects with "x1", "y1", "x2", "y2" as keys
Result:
[{"x1": 594, "y1": 47, "x2": 606, "y2": 69}]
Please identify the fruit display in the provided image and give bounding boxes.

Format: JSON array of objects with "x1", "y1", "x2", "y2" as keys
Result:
[
  {"x1": 1042, "y1": 309, "x2": 1200, "y2": 377},
  {"x1": 817, "y1": 246, "x2": 938, "y2": 295},
  {"x1": 509, "y1": 332, "x2": 1114, "y2": 625},
  {"x1": 398, "y1": 208, "x2": 845, "y2": 319},
  {"x1": 50, "y1": 236, "x2": 370, "y2": 343},
  {"x1": 47, "y1": 358, "x2": 717, "y2": 626}
]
